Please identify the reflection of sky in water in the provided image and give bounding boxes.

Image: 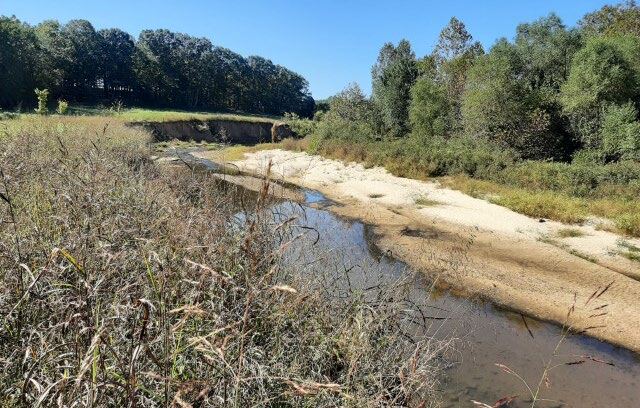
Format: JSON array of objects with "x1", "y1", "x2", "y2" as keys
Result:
[{"x1": 271, "y1": 198, "x2": 640, "y2": 408}]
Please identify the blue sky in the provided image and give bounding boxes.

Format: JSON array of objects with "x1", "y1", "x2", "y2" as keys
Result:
[{"x1": 3, "y1": 0, "x2": 613, "y2": 99}]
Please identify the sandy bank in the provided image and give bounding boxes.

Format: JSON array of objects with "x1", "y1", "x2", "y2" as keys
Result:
[{"x1": 195, "y1": 149, "x2": 640, "y2": 353}]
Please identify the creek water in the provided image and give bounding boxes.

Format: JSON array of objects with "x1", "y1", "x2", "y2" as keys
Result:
[
  {"x1": 276, "y1": 191, "x2": 640, "y2": 407},
  {"x1": 177, "y1": 150, "x2": 640, "y2": 407}
]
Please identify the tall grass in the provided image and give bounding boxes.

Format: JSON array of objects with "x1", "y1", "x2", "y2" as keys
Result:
[{"x1": 0, "y1": 116, "x2": 445, "y2": 406}]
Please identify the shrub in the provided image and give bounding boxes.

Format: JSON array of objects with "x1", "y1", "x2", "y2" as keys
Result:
[
  {"x1": 56, "y1": 99, "x2": 69, "y2": 115},
  {"x1": 284, "y1": 112, "x2": 316, "y2": 137},
  {"x1": 34, "y1": 88, "x2": 49, "y2": 114}
]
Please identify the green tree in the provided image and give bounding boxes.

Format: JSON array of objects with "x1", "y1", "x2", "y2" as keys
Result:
[
  {"x1": 600, "y1": 102, "x2": 640, "y2": 159},
  {"x1": 514, "y1": 14, "x2": 582, "y2": 95},
  {"x1": 371, "y1": 40, "x2": 417, "y2": 137},
  {"x1": 98, "y1": 28, "x2": 136, "y2": 98},
  {"x1": 35, "y1": 19, "x2": 102, "y2": 101},
  {"x1": 462, "y1": 43, "x2": 564, "y2": 159},
  {"x1": 560, "y1": 35, "x2": 640, "y2": 146},
  {"x1": 409, "y1": 77, "x2": 450, "y2": 138},
  {"x1": 580, "y1": 0, "x2": 640, "y2": 37},
  {"x1": 432, "y1": 17, "x2": 484, "y2": 127},
  {"x1": 0, "y1": 16, "x2": 40, "y2": 109}
]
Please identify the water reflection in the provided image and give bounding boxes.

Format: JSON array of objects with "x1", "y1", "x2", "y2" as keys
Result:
[{"x1": 273, "y1": 197, "x2": 640, "y2": 408}]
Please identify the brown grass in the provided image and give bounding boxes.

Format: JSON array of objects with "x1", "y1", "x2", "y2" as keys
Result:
[{"x1": 0, "y1": 116, "x2": 445, "y2": 407}]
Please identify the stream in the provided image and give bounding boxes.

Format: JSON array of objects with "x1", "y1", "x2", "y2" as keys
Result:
[{"x1": 173, "y1": 149, "x2": 640, "y2": 407}]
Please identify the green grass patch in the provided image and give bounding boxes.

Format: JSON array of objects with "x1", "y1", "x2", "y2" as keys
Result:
[
  {"x1": 556, "y1": 228, "x2": 587, "y2": 238},
  {"x1": 618, "y1": 239, "x2": 640, "y2": 262},
  {"x1": 415, "y1": 195, "x2": 440, "y2": 207},
  {"x1": 66, "y1": 106, "x2": 280, "y2": 123}
]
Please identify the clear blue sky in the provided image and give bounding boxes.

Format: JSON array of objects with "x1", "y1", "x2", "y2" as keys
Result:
[{"x1": 3, "y1": 0, "x2": 613, "y2": 99}]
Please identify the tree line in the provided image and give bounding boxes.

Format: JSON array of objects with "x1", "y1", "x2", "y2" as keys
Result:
[
  {"x1": 0, "y1": 17, "x2": 315, "y2": 117},
  {"x1": 320, "y1": 1, "x2": 640, "y2": 164}
]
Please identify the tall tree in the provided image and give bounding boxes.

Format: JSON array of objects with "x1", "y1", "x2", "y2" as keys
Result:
[
  {"x1": 371, "y1": 39, "x2": 417, "y2": 136},
  {"x1": 432, "y1": 17, "x2": 483, "y2": 127},
  {"x1": 561, "y1": 35, "x2": 640, "y2": 147},
  {"x1": 63, "y1": 20, "x2": 102, "y2": 93},
  {"x1": 0, "y1": 16, "x2": 40, "y2": 109},
  {"x1": 515, "y1": 14, "x2": 582, "y2": 94},
  {"x1": 580, "y1": 0, "x2": 640, "y2": 37},
  {"x1": 98, "y1": 28, "x2": 136, "y2": 98}
]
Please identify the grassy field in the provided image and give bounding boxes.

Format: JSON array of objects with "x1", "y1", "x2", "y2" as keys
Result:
[
  {"x1": 0, "y1": 114, "x2": 443, "y2": 406},
  {"x1": 68, "y1": 106, "x2": 281, "y2": 123}
]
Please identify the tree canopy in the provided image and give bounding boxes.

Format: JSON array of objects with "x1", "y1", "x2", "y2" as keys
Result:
[
  {"x1": 319, "y1": 2, "x2": 640, "y2": 164},
  {"x1": 0, "y1": 17, "x2": 314, "y2": 117}
]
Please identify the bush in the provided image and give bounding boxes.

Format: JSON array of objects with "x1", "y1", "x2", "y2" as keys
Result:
[
  {"x1": 283, "y1": 112, "x2": 316, "y2": 137},
  {"x1": 56, "y1": 99, "x2": 69, "y2": 115},
  {"x1": 34, "y1": 88, "x2": 49, "y2": 114}
]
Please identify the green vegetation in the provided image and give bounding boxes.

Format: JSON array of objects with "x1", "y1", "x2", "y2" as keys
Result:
[
  {"x1": 301, "y1": 2, "x2": 640, "y2": 237},
  {"x1": 56, "y1": 98, "x2": 69, "y2": 115},
  {"x1": 0, "y1": 115, "x2": 444, "y2": 406},
  {"x1": 618, "y1": 239, "x2": 640, "y2": 261},
  {"x1": 0, "y1": 16, "x2": 314, "y2": 117},
  {"x1": 556, "y1": 228, "x2": 587, "y2": 238},
  {"x1": 415, "y1": 195, "x2": 440, "y2": 207},
  {"x1": 34, "y1": 88, "x2": 48, "y2": 114},
  {"x1": 111, "y1": 107, "x2": 278, "y2": 123}
]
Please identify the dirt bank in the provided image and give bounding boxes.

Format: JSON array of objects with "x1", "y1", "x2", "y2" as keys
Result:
[
  {"x1": 195, "y1": 148, "x2": 640, "y2": 353},
  {"x1": 133, "y1": 119, "x2": 277, "y2": 145}
]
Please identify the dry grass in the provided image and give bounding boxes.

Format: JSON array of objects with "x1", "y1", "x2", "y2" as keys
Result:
[
  {"x1": 556, "y1": 228, "x2": 587, "y2": 238},
  {"x1": 442, "y1": 175, "x2": 640, "y2": 236},
  {"x1": 0, "y1": 116, "x2": 446, "y2": 407}
]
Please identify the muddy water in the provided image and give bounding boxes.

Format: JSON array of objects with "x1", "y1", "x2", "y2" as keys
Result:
[
  {"x1": 173, "y1": 150, "x2": 640, "y2": 407},
  {"x1": 275, "y1": 192, "x2": 640, "y2": 408}
]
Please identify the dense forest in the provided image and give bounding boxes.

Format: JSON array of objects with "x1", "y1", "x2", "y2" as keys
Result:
[
  {"x1": 311, "y1": 1, "x2": 640, "y2": 165},
  {"x1": 0, "y1": 17, "x2": 315, "y2": 116}
]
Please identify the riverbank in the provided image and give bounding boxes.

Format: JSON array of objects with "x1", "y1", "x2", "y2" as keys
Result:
[{"x1": 195, "y1": 148, "x2": 640, "y2": 353}]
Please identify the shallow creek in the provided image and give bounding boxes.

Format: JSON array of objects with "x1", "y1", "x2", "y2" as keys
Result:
[{"x1": 176, "y1": 150, "x2": 640, "y2": 407}]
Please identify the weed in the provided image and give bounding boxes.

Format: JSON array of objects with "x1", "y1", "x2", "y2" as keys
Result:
[
  {"x1": 617, "y1": 239, "x2": 640, "y2": 262},
  {"x1": 557, "y1": 228, "x2": 586, "y2": 238},
  {"x1": 415, "y1": 195, "x2": 440, "y2": 207}
]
